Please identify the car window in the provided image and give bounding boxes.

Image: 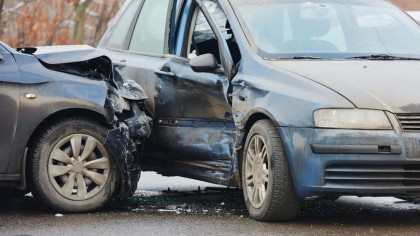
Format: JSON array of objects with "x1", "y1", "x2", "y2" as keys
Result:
[
  {"x1": 129, "y1": 0, "x2": 170, "y2": 54},
  {"x1": 107, "y1": 0, "x2": 142, "y2": 50},
  {"x1": 231, "y1": 0, "x2": 420, "y2": 59},
  {"x1": 188, "y1": 9, "x2": 221, "y2": 62},
  {"x1": 193, "y1": 1, "x2": 231, "y2": 44},
  {"x1": 188, "y1": 0, "x2": 241, "y2": 65}
]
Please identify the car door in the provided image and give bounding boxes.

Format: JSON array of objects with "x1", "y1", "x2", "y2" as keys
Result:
[
  {"x1": 98, "y1": 0, "x2": 173, "y2": 115},
  {"x1": 150, "y1": 0, "x2": 238, "y2": 180},
  {"x1": 0, "y1": 45, "x2": 20, "y2": 174}
]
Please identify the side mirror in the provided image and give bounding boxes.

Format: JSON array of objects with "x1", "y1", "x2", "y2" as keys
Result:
[
  {"x1": 189, "y1": 53, "x2": 221, "y2": 73},
  {"x1": 0, "y1": 54, "x2": 4, "y2": 64}
]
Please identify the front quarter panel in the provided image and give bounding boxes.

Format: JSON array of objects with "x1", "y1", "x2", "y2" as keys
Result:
[
  {"x1": 6, "y1": 53, "x2": 112, "y2": 174},
  {"x1": 232, "y1": 56, "x2": 355, "y2": 130}
]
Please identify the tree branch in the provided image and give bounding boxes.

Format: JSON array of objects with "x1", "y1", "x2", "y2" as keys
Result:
[{"x1": 0, "y1": 0, "x2": 4, "y2": 24}]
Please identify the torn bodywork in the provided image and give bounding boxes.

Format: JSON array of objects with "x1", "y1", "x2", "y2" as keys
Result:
[
  {"x1": 104, "y1": 66, "x2": 152, "y2": 199},
  {"x1": 22, "y1": 45, "x2": 153, "y2": 199}
]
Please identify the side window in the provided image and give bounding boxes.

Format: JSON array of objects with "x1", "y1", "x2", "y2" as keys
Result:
[
  {"x1": 188, "y1": 9, "x2": 222, "y2": 62},
  {"x1": 187, "y1": 1, "x2": 241, "y2": 65},
  {"x1": 107, "y1": 0, "x2": 142, "y2": 50},
  {"x1": 129, "y1": 0, "x2": 170, "y2": 54}
]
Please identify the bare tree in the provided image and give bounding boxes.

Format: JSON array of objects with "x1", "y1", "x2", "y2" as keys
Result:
[
  {"x1": 0, "y1": 0, "x2": 123, "y2": 47},
  {"x1": 69, "y1": 0, "x2": 92, "y2": 43},
  {"x1": 0, "y1": 0, "x2": 4, "y2": 26}
]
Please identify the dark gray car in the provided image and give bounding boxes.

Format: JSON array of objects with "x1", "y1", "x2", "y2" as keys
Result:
[
  {"x1": 98, "y1": 0, "x2": 420, "y2": 221},
  {"x1": 0, "y1": 42, "x2": 151, "y2": 212}
]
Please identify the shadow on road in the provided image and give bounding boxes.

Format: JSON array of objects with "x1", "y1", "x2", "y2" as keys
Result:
[
  {"x1": 109, "y1": 188, "x2": 248, "y2": 216},
  {"x1": 1, "y1": 189, "x2": 420, "y2": 228}
]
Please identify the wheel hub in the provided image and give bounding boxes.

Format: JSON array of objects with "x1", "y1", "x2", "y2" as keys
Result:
[{"x1": 72, "y1": 162, "x2": 84, "y2": 173}]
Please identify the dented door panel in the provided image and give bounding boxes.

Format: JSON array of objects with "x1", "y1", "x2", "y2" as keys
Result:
[
  {"x1": 144, "y1": 121, "x2": 236, "y2": 185},
  {"x1": 155, "y1": 59, "x2": 231, "y2": 119},
  {"x1": 149, "y1": 57, "x2": 235, "y2": 185}
]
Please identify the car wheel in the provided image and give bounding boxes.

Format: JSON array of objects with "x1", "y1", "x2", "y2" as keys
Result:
[
  {"x1": 30, "y1": 118, "x2": 118, "y2": 212},
  {"x1": 242, "y1": 119, "x2": 300, "y2": 221}
]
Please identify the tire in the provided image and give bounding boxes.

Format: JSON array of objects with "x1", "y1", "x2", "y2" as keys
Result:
[
  {"x1": 30, "y1": 118, "x2": 118, "y2": 213},
  {"x1": 242, "y1": 119, "x2": 300, "y2": 221}
]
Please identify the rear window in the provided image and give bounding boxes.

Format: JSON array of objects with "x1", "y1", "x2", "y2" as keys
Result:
[
  {"x1": 107, "y1": 0, "x2": 141, "y2": 50},
  {"x1": 128, "y1": 0, "x2": 170, "y2": 54}
]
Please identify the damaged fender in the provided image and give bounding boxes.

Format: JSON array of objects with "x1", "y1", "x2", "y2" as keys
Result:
[
  {"x1": 22, "y1": 45, "x2": 153, "y2": 199},
  {"x1": 103, "y1": 66, "x2": 152, "y2": 199}
]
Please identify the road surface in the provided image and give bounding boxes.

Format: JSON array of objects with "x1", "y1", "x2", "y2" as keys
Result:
[{"x1": 1, "y1": 172, "x2": 420, "y2": 235}]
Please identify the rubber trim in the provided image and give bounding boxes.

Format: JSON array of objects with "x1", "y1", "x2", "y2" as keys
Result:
[{"x1": 311, "y1": 144, "x2": 402, "y2": 155}]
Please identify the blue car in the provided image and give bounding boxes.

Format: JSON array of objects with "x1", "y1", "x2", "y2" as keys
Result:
[{"x1": 98, "y1": 0, "x2": 420, "y2": 221}]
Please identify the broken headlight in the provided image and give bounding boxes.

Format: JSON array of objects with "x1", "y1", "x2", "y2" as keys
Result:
[{"x1": 313, "y1": 109, "x2": 392, "y2": 130}]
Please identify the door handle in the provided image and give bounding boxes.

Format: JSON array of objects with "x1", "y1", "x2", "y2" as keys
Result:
[{"x1": 154, "y1": 69, "x2": 175, "y2": 77}]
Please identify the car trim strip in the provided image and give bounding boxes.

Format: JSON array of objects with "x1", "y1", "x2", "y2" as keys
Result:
[{"x1": 311, "y1": 144, "x2": 402, "y2": 155}]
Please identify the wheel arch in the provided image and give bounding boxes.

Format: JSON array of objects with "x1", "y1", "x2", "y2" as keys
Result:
[
  {"x1": 236, "y1": 109, "x2": 279, "y2": 177},
  {"x1": 240, "y1": 108, "x2": 280, "y2": 146},
  {"x1": 237, "y1": 109, "x2": 298, "y2": 190}
]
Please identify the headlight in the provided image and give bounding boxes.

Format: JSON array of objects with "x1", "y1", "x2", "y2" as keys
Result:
[{"x1": 314, "y1": 109, "x2": 392, "y2": 130}]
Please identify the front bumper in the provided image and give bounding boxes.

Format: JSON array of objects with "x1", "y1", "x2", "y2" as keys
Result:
[{"x1": 279, "y1": 114, "x2": 420, "y2": 200}]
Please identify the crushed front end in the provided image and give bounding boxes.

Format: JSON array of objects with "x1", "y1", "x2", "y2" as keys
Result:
[
  {"x1": 103, "y1": 66, "x2": 152, "y2": 199},
  {"x1": 24, "y1": 45, "x2": 153, "y2": 199}
]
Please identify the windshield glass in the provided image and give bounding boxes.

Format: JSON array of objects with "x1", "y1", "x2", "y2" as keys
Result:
[{"x1": 229, "y1": 0, "x2": 420, "y2": 59}]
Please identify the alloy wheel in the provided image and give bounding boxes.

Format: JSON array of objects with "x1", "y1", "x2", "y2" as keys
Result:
[{"x1": 244, "y1": 134, "x2": 270, "y2": 208}]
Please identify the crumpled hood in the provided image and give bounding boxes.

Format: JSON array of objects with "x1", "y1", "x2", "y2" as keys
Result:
[
  {"x1": 17, "y1": 45, "x2": 148, "y2": 108},
  {"x1": 19, "y1": 45, "x2": 104, "y2": 64},
  {"x1": 268, "y1": 60, "x2": 420, "y2": 113}
]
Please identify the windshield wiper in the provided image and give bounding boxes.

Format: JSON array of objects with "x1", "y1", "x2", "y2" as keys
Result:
[{"x1": 346, "y1": 54, "x2": 420, "y2": 60}]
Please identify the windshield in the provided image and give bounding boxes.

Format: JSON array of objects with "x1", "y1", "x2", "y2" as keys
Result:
[{"x1": 229, "y1": 0, "x2": 420, "y2": 60}]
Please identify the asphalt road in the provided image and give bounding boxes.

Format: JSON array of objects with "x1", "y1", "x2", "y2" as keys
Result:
[{"x1": 1, "y1": 172, "x2": 420, "y2": 235}]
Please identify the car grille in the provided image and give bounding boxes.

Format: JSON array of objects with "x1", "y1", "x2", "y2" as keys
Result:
[
  {"x1": 397, "y1": 114, "x2": 420, "y2": 132},
  {"x1": 325, "y1": 164, "x2": 420, "y2": 189}
]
